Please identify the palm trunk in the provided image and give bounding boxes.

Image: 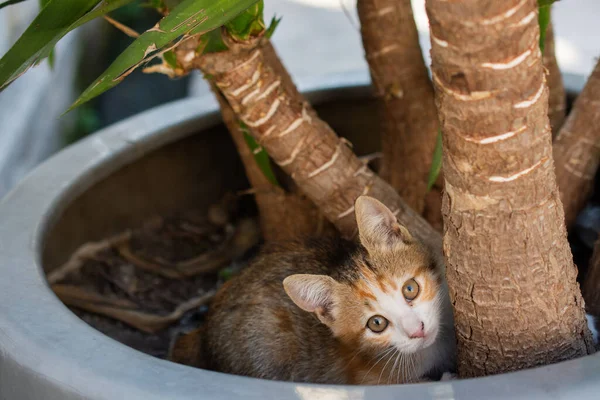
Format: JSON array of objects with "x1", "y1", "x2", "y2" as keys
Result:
[
  {"x1": 584, "y1": 238, "x2": 600, "y2": 317},
  {"x1": 214, "y1": 87, "x2": 330, "y2": 241},
  {"x1": 175, "y1": 33, "x2": 441, "y2": 253},
  {"x1": 554, "y1": 59, "x2": 600, "y2": 228},
  {"x1": 427, "y1": 0, "x2": 594, "y2": 377},
  {"x1": 543, "y1": 19, "x2": 566, "y2": 137},
  {"x1": 357, "y1": 0, "x2": 438, "y2": 214}
]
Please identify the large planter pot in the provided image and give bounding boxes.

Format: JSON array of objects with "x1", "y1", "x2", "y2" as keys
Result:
[{"x1": 0, "y1": 71, "x2": 597, "y2": 400}]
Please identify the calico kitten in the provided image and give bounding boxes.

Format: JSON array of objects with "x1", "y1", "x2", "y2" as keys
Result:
[{"x1": 201, "y1": 196, "x2": 456, "y2": 384}]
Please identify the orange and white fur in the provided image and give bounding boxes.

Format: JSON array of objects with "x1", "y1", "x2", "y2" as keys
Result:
[{"x1": 202, "y1": 196, "x2": 456, "y2": 384}]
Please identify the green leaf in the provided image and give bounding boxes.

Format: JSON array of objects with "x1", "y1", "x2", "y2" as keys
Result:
[
  {"x1": 198, "y1": 28, "x2": 228, "y2": 54},
  {"x1": 69, "y1": 0, "x2": 260, "y2": 112},
  {"x1": 0, "y1": 0, "x2": 100, "y2": 89},
  {"x1": 240, "y1": 122, "x2": 280, "y2": 187},
  {"x1": 224, "y1": 0, "x2": 265, "y2": 41},
  {"x1": 265, "y1": 15, "x2": 281, "y2": 39},
  {"x1": 538, "y1": 4, "x2": 551, "y2": 53},
  {"x1": 0, "y1": 0, "x2": 136, "y2": 91},
  {"x1": 427, "y1": 129, "x2": 443, "y2": 192},
  {"x1": 538, "y1": 0, "x2": 558, "y2": 7},
  {"x1": 0, "y1": 0, "x2": 28, "y2": 11},
  {"x1": 37, "y1": 0, "x2": 55, "y2": 69},
  {"x1": 163, "y1": 50, "x2": 178, "y2": 68}
]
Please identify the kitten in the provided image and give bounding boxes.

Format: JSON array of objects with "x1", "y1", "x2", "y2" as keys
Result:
[{"x1": 201, "y1": 196, "x2": 456, "y2": 384}]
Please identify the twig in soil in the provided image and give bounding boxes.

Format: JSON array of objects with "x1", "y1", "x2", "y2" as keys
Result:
[
  {"x1": 116, "y1": 218, "x2": 260, "y2": 279},
  {"x1": 52, "y1": 284, "x2": 139, "y2": 309},
  {"x1": 54, "y1": 287, "x2": 216, "y2": 333},
  {"x1": 47, "y1": 232, "x2": 131, "y2": 284}
]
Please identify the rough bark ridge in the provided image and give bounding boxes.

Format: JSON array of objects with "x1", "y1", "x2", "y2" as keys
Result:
[
  {"x1": 584, "y1": 239, "x2": 600, "y2": 317},
  {"x1": 543, "y1": 20, "x2": 566, "y2": 137},
  {"x1": 214, "y1": 87, "x2": 330, "y2": 241},
  {"x1": 427, "y1": 0, "x2": 594, "y2": 377},
  {"x1": 175, "y1": 32, "x2": 441, "y2": 253},
  {"x1": 554, "y1": 59, "x2": 600, "y2": 228},
  {"x1": 357, "y1": 0, "x2": 439, "y2": 214}
]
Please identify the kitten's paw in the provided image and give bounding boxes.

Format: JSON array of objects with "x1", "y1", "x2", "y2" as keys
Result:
[{"x1": 440, "y1": 372, "x2": 458, "y2": 381}]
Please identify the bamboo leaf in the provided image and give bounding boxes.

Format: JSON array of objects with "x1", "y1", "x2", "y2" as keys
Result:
[
  {"x1": 0, "y1": 0, "x2": 136, "y2": 91},
  {"x1": 0, "y1": 0, "x2": 28, "y2": 10},
  {"x1": 240, "y1": 122, "x2": 279, "y2": 187},
  {"x1": 197, "y1": 28, "x2": 228, "y2": 55},
  {"x1": 537, "y1": 0, "x2": 560, "y2": 52},
  {"x1": 69, "y1": 0, "x2": 260, "y2": 111},
  {"x1": 427, "y1": 129, "x2": 443, "y2": 192},
  {"x1": 265, "y1": 15, "x2": 281, "y2": 39},
  {"x1": 538, "y1": 4, "x2": 551, "y2": 53},
  {"x1": 37, "y1": 0, "x2": 55, "y2": 69},
  {"x1": 224, "y1": 0, "x2": 264, "y2": 41}
]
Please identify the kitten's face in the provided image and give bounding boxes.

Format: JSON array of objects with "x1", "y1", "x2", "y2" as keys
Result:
[
  {"x1": 334, "y1": 252, "x2": 443, "y2": 354},
  {"x1": 284, "y1": 196, "x2": 444, "y2": 356}
]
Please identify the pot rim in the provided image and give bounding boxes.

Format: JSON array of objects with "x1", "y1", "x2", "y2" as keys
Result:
[{"x1": 0, "y1": 70, "x2": 597, "y2": 400}]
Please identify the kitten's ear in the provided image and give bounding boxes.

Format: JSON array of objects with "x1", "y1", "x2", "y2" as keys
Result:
[
  {"x1": 283, "y1": 274, "x2": 338, "y2": 323},
  {"x1": 355, "y1": 196, "x2": 413, "y2": 251}
]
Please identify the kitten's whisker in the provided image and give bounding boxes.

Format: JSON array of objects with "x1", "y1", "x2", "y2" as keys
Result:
[
  {"x1": 360, "y1": 347, "x2": 394, "y2": 384},
  {"x1": 342, "y1": 347, "x2": 362, "y2": 372},
  {"x1": 377, "y1": 348, "x2": 397, "y2": 385},
  {"x1": 387, "y1": 349, "x2": 400, "y2": 384}
]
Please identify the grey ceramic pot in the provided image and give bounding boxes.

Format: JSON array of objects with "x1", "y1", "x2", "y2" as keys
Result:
[{"x1": 0, "y1": 71, "x2": 598, "y2": 400}]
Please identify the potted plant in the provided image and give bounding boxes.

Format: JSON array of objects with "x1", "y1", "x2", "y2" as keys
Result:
[{"x1": 0, "y1": 0, "x2": 599, "y2": 398}]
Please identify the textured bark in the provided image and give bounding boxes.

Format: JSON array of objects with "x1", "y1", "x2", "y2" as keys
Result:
[
  {"x1": 423, "y1": 186, "x2": 443, "y2": 232},
  {"x1": 543, "y1": 20, "x2": 566, "y2": 137},
  {"x1": 214, "y1": 87, "x2": 331, "y2": 241},
  {"x1": 175, "y1": 33, "x2": 441, "y2": 254},
  {"x1": 357, "y1": 0, "x2": 439, "y2": 214},
  {"x1": 427, "y1": 0, "x2": 594, "y2": 377},
  {"x1": 584, "y1": 238, "x2": 600, "y2": 317},
  {"x1": 554, "y1": 59, "x2": 600, "y2": 228}
]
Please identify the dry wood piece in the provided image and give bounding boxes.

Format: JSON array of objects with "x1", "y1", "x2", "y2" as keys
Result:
[
  {"x1": 358, "y1": 0, "x2": 439, "y2": 213},
  {"x1": 116, "y1": 218, "x2": 260, "y2": 278},
  {"x1": 543, "y1": 19, "x2": 566, "y2": 137},
  {"x1": 48, "y1": 203, "x2": 257, "y2": 335},
  {"x1": 176, "y1": 35, "x2": 442, "y2": 255},
  {"x1": 428, "y1": 0, "x2": 594, "y2": 377},
  {"x1": 554, "y1": 59, "x2": 600, "y2": 227},
  {"x1": 47, "y1": 232, "x2": 131, "y2": 284},
  {"x1": 54, "y1": 284, "x2": 215, "y2": 334}
]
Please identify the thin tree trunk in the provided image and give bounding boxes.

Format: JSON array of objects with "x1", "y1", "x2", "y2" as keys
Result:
[
  {"x1": 427, "y1": 0, "x2": 594, "y2": 377},
  {"x1": 584, "y1": 238, "x2": 600, "y2": 317},
  {"x1": 544, "y1": 19, "x2": 566, "y2": 137},
  {"x1": 423, "y1": 186, "x2": 443, "y2": 232},
  {"x1": 357, "y1": 0, "x2": 439, "y2": 214},
  {"x1": 214, "y1": 87, "x2": 331, "y2": 241},
  {"x1": 175, "y1": 34, "x2": 441, "y2": 253},
  {"x1": 554, "y1": 59, "x2": 600, "y2": 228}
]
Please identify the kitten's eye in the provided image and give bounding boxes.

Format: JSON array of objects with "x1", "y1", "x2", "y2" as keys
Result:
[
  {"x1": 402, "y1": 278, "x2": 420, "y2": 301},
  {"x1": 367, "y1": 315, "x2": 389, "y2": 333}
]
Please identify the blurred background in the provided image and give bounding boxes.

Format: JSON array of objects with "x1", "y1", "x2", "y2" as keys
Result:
[{"x1": 0, "y1": 0, "x2": 599, "y2": 199}]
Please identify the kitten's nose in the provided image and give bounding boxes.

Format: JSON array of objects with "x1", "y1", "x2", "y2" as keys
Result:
[{"x1": 408, "y1": 322, "x2": 425, "y2": 339}]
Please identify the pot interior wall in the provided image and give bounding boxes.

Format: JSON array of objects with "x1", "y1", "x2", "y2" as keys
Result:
[{"x1": 42, "y1": 96, "x2": 380, "y2": 273}]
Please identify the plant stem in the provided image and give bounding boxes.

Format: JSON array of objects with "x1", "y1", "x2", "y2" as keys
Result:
[
  {"x1": 176, "y1": 33, "x2": 442, "y2": 253},
  {"x1": 357, "y1": 0, "x2": 439, "y2": 214},
  {"x1": 554, "y1": 58, "x2": 600, "y2": 227},
  {"x1": 543, "y1": 18, "x2": 566, "y2": 137},
  {"x1": 428, "y1": 0, "x2": 594, "y2": 377}
]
